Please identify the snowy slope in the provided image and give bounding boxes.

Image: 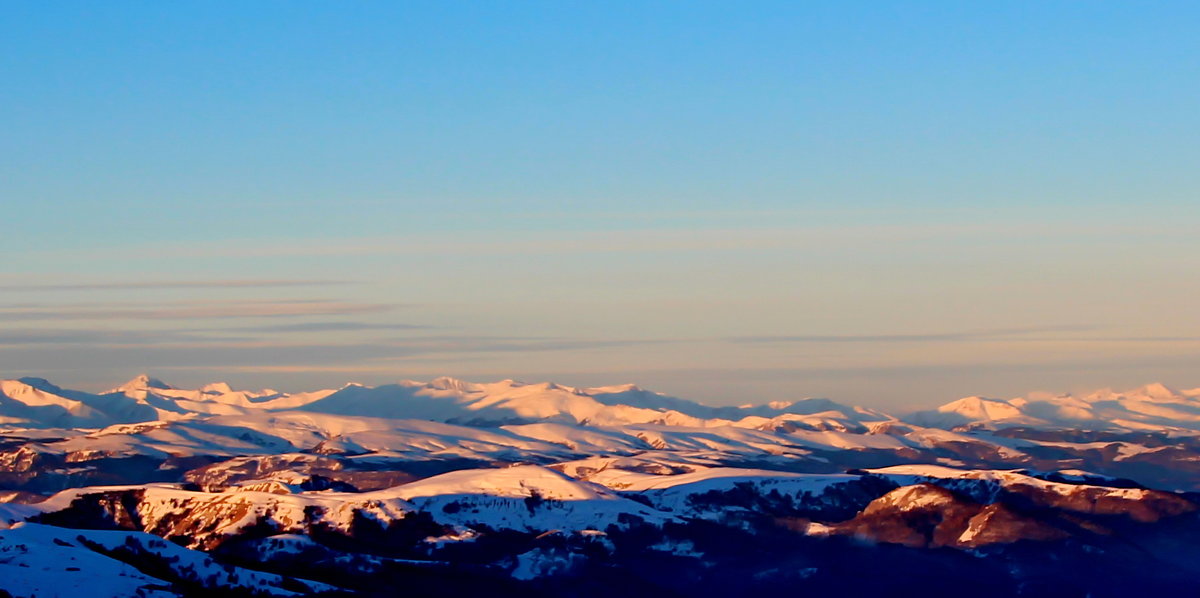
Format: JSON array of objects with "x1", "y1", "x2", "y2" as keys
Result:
[
  {"x1": 907, "y1": 383, "x2": 1200, "y2": 431},
  {"x1": 0, "y1": 374, "x2": 892, "y2": 431},
  {"x1": 382, "y1": 464, "x2": 670, "y2": 530},
  {"x1": 8, "y1": 374, "x2": 1200, "y2": 436},
  {"x1": 0, "y1": 522, "x2": 337, "y2": 597},
  {"x1": 0, "y1": 378, "x2": 116, "y2": 428}
]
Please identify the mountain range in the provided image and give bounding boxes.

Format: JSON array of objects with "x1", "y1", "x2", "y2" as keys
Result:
[
  {"x1": 8, "y1": 373, "x2": 1200, "y2": 433},
  {"x1": 2, "y1": 374, "x2": 1200, "y2": 597}
]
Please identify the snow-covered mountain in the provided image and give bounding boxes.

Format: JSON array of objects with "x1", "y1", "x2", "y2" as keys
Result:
[
  {"x1": 11, "y1": 374, "x2": 1200, "y2": 436},
  {"x1": 13, "y1": 459, "x2": 1200, "y2": 597},
  {"x1": 906, "y1": 382, "x2": 1200, "y2": 432},
  {"x1": 0, "y1": 374, "x2": 891, "y2": 431},
  {"x1": 4, "y1": 374, "x2": 1200, "y2": 596},
  {"x1": 296, "y1": 376, "x2": 893, "y2": 430},
  {"x1": 5, "y1": 375, "x2": 1200, "y2": 493},
  {"x1": 0, "y1": 522, "x2": 336, "y2": 597}
]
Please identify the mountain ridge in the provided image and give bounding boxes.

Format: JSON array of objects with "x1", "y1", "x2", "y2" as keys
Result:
[
  {"x1": 3, "y1": 374, "x2": 1200, "y2": 595},
  {"x1": 5, "y1": 374, "x2": 1200, "y2": 435}
]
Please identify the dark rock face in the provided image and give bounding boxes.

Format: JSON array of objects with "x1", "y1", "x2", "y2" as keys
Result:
[
  {"x1": 999, "y1": 479, "x2": 1195, "y2": 522},
  {"x1": 34, "y1": 489, "x2": 147, "y2": 531},
  {"x1": 829, "y1": 484, "x2": 1068, "y2": 548},
  {"x1": 183, "y1": 454, "x2": 347, "y2": 491}
]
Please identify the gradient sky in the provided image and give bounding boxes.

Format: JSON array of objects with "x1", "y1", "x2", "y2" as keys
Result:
[{"x1": 3, "y1": 2, "x2": 1199, "y2": 409}]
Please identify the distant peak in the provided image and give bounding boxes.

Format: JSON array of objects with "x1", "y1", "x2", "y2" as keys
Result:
[
  {"x1": 936, "y1": 396, "x2": 1023, "y2": 420},
  {"x1": 428, "y1": 376, "x2": 482, "y2": 392},
  {"x1": 112, "y1": 374, "x2": 173, "y2": 393},
  {"x1": 1130, "y1": 382, "x2": 1180, "y2": 401},
  {"x1": 583, "y1": 383, "x2": 648, "y2": 395},
  {"x1": 15, "y1": 377, "x2": 59, "y2": 392},
  {"x1": 943, "y1": 395, "x2": 1002, "y2": 406},
  {"x1": 199, "y1": 382, "x2": 234, "y2": 394}
]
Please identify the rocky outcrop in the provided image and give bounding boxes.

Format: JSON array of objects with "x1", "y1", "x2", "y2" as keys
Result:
[{"x1": 830, "y1": 483, "x2": 1068, "y2": 548}]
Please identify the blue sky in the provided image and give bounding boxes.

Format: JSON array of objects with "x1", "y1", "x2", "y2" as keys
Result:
[{"x1": 3, "y1": 2, "x2": 1199, "y2": 408}]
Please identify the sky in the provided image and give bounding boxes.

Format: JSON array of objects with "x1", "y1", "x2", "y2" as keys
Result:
[{"x1": 2, "y1": 2, "x2": 1199, "y2": 409}]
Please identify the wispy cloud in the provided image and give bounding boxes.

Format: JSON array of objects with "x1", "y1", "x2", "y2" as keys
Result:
[
  {"x1": 0, "y1": 279, "x2": 354, "y2": 292},
  {"x1": 726, "y1": 326, "x2": 1097, "y2": 344},
  {"x1": 37, "y1": 217, "x2": 1197, "y2": 263},
  {"x1": 232, "y1": 322, "x2": 431, "y2": 333},
  {"x1": 0, "y1": 300, "x2": 395, "y2": 321},
  {"x1": 379, "y1": 335, "x2": 671, "y2": 354},
  {"x1": 0, "y1": 334, "x2": 673, "y2": 373},
  {"x1": 0, "y1": 320, "x2": 434, "y2": 346},
  {"x1": 0, "y1": 329, "x2": 256, "y2": 346}
]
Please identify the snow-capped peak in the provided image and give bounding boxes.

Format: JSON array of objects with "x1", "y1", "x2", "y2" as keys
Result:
[
  {"x1": 906, "y1": 381, "x2": 1200, "y2": 432},
  {"x1": 427, "y1": 376, "x2": 483, "y2": 393},
  {"x1": 108, "y1": 374, "x2": 173, "y2": 394},
  {"x1": 198, "y1": 382, "x2": 234, "y2": 394},
  {"x1": 1127, "y1": 382, "x2": 1183, "y2": 402},
  {"x1": 14, "y1": 377, "x2": 60, "y2": 393},
  {"x1": 937, "y1": 396, "x2": 1023, "y2": 419}
]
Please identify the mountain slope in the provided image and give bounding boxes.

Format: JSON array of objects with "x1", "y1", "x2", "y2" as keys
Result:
[
  {"x1": 907, "y1": 383, "x2": 1200, "y2": 432},
  {"x1": 0, "y1": 522, "x2": 337, "y2": 597}
]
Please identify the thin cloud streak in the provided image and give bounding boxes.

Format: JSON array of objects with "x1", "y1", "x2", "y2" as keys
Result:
[
  {"x1": 0, "y1": 329, "x2": 257, "y2": 346},
  {"x1": 594, "y1": 356, "x2": 1200, "y2": 379},
  {"x1": 0, "y1": 321, "x2": 435, "y2": 346},
  {"x1": 233, "y1": 322, "x2": 431, "y2": 333},
  {"x1": 0, "y1": 336, "x2": 676, "y2": 372},
  {"x1": 378, "y1": 335, "x2": 672, "y2": 353},
  {"x1": 0, "y1": 301, "x2": 395, "y2": 321},
  {"x1": 35, "y1": 218, "x2": 1198, "y2": 263},
  {"x1": 0, "y1": 279, "x2": 355, "y2": 292},
  {"x1": 727, "y1": 326, "x2": 1097, "y2": 344}
]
